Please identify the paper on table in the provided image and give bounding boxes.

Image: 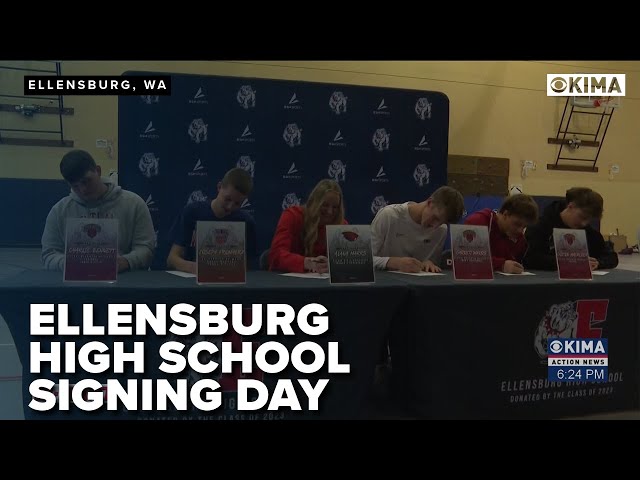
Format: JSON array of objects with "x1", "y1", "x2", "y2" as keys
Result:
[
  {"x1": 496, "y1": 271, "x2": 536, "y2": 276},
  {"x1": 166, "y1": 270, "x2": 196, "y2": 278},
  {"x1": 280, "y1": 272, "x2": 329, "y2": 279},
  {"x1": 591, "y1": 271, "x2": 610, "y2": 276},
  {"x1": 389, "y1": 271, "x2": 445, "y2": 276}
]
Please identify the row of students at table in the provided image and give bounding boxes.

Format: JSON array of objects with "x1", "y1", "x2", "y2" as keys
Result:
[{"x1": 41, "y1": 150, "x2": 618, "y2": 275}]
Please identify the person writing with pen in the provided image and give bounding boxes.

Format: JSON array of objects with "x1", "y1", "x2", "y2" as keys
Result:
[
  {"x1": 268, "y1": 179, "x2": 347, "y2": 274},
  {"x1": 522, "y1": 187, "x2": 618, "y2": 271},
  {"x1": 463, "y1": 193, "x2": 539, "y2": 274},
  {"x1": 371, "y1": 186, "x2": 465, "y2": 273}
]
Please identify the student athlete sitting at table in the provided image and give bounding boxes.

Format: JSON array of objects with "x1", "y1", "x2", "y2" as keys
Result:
[
  {"x1": 463, "y1": 193, "x2": 539, "y2": 274},
  {"x1": 269, "y1": 179, "x2": 347, "y2": 274},
  {"x1": 523, "y1": 187, "x2": 618, "y2": 271},
  {"x1": 371, "y1": 186, "x2": 465, "y2": 273}
]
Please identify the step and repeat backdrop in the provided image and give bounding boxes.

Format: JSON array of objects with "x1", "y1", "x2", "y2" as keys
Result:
[{"x1": 118, "y1": 72, "x2": 449, "y2": 269}]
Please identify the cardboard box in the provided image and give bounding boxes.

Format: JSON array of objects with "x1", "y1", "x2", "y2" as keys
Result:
[{"x1": 606, "y1": 234, "x2": 628, "y2": 253}]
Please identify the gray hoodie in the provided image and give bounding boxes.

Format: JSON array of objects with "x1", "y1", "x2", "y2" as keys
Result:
[{"x1": 41, "y1": 178, "x2": 155, "y2": 271}]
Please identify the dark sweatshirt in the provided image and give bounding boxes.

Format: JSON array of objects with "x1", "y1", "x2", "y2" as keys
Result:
[{"x1": 523, "y1": 200, "x2": 618, "y2": 270}]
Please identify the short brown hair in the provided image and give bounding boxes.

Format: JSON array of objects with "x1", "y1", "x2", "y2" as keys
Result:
[
  {"x1": 430, "y1": 186, "x2": 465, "y2": 223},
  {"x1": 60, "y1": 149, "x2": 97, "y2": 183},
  {"x1": 500, "y1": 194, "x2": 539, "y2": 223},
  {"x1": 566, "y1": 187, "x2": 603, "y2": 219},
  {"x1": 221, "y1": 167, "x2": 253, "y2": 195}
]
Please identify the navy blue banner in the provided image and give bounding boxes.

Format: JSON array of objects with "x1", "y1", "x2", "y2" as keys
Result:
[{"x1": 118, "y1": 72, "x2": 450, "y2": 269}]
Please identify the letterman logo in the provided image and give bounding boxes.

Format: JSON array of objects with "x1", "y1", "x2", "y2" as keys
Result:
[
  {"x1": 139, "y1": 121, "x2": 159, "y2": 140},
  {"x1": 329, "y1": 130, "x2": 346, "y2": 147},
  {"x1": 372, "y1": 166, "x2": 389, "y2": 183},
  {"x1": 284, "y1": 93, "x2": 302, "y2": 110},
  {"x1": 283, "y1": 162, "x2": 302, "y2": 180},
  {"x1": 414, "y1": 134, "x2": 431, "y2": 151},
  {"x1": 236, "y1": 124, "x2": 256, "y2": 143},
  {"x1": 145, "y1": 194, "x2": 159, "y2": 213},
  {"x1": 373, "y1": 98, "x2": 390, "y2": 116},
  {"x1": 189, "y1": 87, "x2": 208, "y2": 104},
  {"x1": 188, "y1": 159, "x2": 207, "y2": 177}
]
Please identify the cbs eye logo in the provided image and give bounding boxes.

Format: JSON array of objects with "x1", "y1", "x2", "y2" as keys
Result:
[
  {"x1": 549, "y1": 77, "x2": 568, "y2": 93},
  {"x1": 548, "y1": 340, "x2": 564, "y2": 354}
]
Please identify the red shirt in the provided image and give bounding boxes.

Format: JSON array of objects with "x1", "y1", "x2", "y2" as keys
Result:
[
  {"x1": 268, "y1": 206, "x2": 347, "y2": 273},
  {"x1": 463, "y1": 208, "x2": 528, "y2": 271}
]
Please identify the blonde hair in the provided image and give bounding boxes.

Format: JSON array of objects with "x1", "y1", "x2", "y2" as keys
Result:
[{"x1": 302, "y1": 179, "x2": 345, "y2": 256}]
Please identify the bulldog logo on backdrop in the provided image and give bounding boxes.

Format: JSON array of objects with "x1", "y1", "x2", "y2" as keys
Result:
[
  {"x1": 282, "y1": 123, "x2": 302, "y2": 148},
  {"x1": 372, "y1": 128, "x2": 390, "y2": 152},
  {"x1": 413, "y1": 164, "x2": 430, "y2": 187},
  {"x1": 282, "y1": 193, "x2": 301, "y2": 210},
  {"x1": 188, "y1": 118, "x2": 208, "y2": 144},
  {"x1": 140, "y1": 95, "x2": 159, "y2": 104},
  {"x1": 415, "y1": 97, "x2": 432, "y2": 120},
  {"x1": 138, "y1": 153, "x2": 159, "y2": 178},
  {"x1": 371, "y1": 196, "x2": 388, "y2": 215},
  {"x1": 187, "y1": 190, "x2": 208, "y2": 205},
  {"x1": 236, "y1": 156, "x2": 255, "y2": 178},
  {"x1": 328, "y1": 160, "x2": 346, "y2": 182},
  {"x1": 329, "y1": 91, "x2": 348, "y2": 115},
  {"x1": 237, "y1": 85, "x2": 256, "y2": 109}
]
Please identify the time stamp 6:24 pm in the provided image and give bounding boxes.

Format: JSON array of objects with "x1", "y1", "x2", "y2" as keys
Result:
[{"x1": 549, "y1": 367, "x2": 607, "y2": 382}]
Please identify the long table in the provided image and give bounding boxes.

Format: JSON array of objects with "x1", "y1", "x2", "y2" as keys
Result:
[
  {"x1": 0, "y1": 270, "x2": 409, "y2": 420},
  {"x1": 389, "y1": 269, "x2": 640, "y2": 419},
  {"x1": 1, "y1": 268, "x2": 639, "y2": 420}
]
